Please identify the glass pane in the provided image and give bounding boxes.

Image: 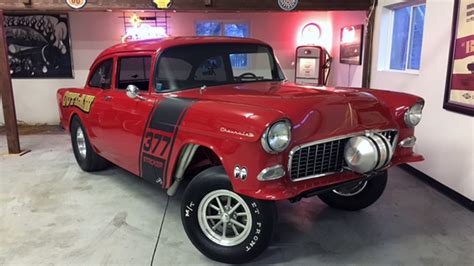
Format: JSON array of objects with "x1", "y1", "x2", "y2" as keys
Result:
[
  {"x1": 389, "y1": 6, "x2": 411, "y2": 70},
  {"x1": 155, "y1": 43, "x2": 283, "y2": 91},
  {"x1": 156, "y1": 57, "x2": 192, "y2": 91},
  {"x1": 89, "y1": 59, "x2": 113, "y2": 89},
  {"x1": 224, "y1": 23, "x2": 249, "y2": 38},
  {"x1": 195, "y1": 56, "x2": 227, "y2": 82},
  {"x1": 118, "y1": 57, "x2": 151, "y2": 91},
  {"x1": 407, "y1": 5, "x2": 426, "y2": 70},
  {"x1": 231, "y1": 52, "x2": 272, "y2": 80},
  {"x1": 195, "y1": 21, "x2": 221, "y2": 36},
  {"x1": 229, "y1": 54, "x2": 247, "y2": 68},
  {"x1": 224, "y1": 24, "x2": 250, "y2": 67}
]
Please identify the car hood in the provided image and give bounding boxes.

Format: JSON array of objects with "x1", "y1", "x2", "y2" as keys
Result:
[{"x1": 178, "y1": 82, "x2": 395, "y2": 142}]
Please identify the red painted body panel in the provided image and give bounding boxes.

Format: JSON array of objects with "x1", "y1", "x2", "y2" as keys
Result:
[{"x1": 57, "y1": 37, "x2": 424, "y2": 201}]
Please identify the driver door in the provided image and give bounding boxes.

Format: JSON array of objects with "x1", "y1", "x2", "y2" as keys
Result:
[{"x1": 97, "y1": 54, "x2": 156, "y2": 175}]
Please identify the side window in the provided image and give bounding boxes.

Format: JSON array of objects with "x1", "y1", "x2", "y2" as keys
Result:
[
  {"x1": 117, "y1": 56, "x2": 151, "y2": 91},
  {"x1": 194, "y1": 56, "x2": 227, "y2": 82},
  {"x1": 89, "y1": 59, "x2": 113, "y2": 89}
]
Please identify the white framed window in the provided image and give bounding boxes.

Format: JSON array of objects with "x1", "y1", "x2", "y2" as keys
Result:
[
  {"x1": 378, "y1": 2, "x2": 426, "y2": 73},
  {"x1": 195, "y1": 21, "x2": 250, "y2": 68}
]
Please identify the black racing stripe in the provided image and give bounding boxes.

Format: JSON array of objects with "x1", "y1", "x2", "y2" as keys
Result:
[
  {"x1": 142, "y1": 153, "x2": 166, "y2": 182},
  {"x1": 163, "y1": 104, "x2": 191, "y2": 186},
  {"x1": 138, "y1": 106, "x2": 156, "y2": 177},
  {"x1": 149, "y1": 98, "x2": 194, "y2": 133},
  {"x1": 140, "y1": 97, "x2": 195, "y2": 184}
]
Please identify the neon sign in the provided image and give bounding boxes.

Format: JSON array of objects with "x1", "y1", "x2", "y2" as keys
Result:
[{"x1": 122, "y1": 13, "x2": 168, "y2": 43}]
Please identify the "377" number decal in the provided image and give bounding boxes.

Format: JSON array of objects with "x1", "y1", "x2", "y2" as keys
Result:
[{"x1": 143, "y1": 131, "x2": 171, "y2": 157}]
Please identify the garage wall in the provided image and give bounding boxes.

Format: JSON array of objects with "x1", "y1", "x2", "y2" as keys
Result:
[
  {"x1": 371, "y1": 0, "x2": 474, "y2": 200},
  {"x1": 0, "y1": 10, "x2": 366, "y2": 124},
  {"x1": 0, "y1": 12, "x2": 124, "y2": 125},
  {"x1": 168, "y1": 11, "x2": 367, "y2": 87},
  {"x1": 168, "y1": 11, "x2": 334, "y2": 83},
  {"x1": 327, "y1": 11, "x2": 367, "y2": 87}
]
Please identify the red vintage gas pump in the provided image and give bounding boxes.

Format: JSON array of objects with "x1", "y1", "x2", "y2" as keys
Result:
[{"x1": 295, "y1": 46, "x2": 331, "y2": 86}]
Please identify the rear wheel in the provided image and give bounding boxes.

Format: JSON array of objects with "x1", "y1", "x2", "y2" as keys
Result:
[
  {"x1": 318, "y1": 171, "x2": 388, "y2": 211},
  {"x1": 70, "y1": 117, "x2": 109, "y2": 172},
  {"x1": 181, "y1": 166, "x2": 276, "y2": 264}
]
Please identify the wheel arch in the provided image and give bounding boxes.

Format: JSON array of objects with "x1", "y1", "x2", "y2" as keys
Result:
[
  {"x1": 68, "y1": 112, "x2": 100, "y2": 154},
  {"x1": 166, "y1": 141, "x2": 238, "y2": 196}
]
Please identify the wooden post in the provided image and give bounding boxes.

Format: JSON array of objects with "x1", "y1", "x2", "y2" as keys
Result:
[
  {"x1": 0, "y1": 10, "x2": 21, "y2": 154},
  {"x1": 362, "y1": 0, "x2": 377, "y2": 88}
]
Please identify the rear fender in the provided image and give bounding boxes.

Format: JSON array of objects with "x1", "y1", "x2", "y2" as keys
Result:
[{"x1": 57, "y1": 88, "x2": 100, "y2": 152}]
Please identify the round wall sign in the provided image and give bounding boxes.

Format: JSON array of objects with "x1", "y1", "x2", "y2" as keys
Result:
[
  {"x1": 301, "y1": 23, "x2": 322, "y2": 45},
  {"x1": 278, "y1": 0, "x2": 298, "y2": 11},
  {"x1": 65, "y1": 0, "x2": 87, "y2": 9}
]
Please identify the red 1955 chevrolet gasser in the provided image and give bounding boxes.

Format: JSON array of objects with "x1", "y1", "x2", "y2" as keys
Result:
[{"x1": 57, "y1": 37, "x2": 424, "y2": 263}]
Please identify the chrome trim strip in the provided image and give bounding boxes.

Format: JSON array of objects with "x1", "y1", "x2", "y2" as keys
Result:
[
  {"x1": 289, "y1": 170, "x2": 345, "y2": 182},
  {"x1": 288, "y1": 129, "x2": 398, "y2": 182}
]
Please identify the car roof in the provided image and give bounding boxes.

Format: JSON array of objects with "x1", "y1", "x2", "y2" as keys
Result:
[{"x1": 97, "y1": 36, "x2": 270, "y2": 58}]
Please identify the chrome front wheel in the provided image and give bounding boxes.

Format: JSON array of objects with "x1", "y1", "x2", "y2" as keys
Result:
[
  {"x1": 198, "y1": 189, "x2": 252, "y2": 247},
  {"x1": 181, "y1": 166, "x2": 276, "y2": 264}
]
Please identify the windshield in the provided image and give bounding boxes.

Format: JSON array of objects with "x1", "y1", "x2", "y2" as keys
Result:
[{"x1": 154, "y1": 43, "x2": 285, "y2": 92}]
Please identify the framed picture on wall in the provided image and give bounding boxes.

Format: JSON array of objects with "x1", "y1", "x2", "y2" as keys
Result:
[
  {"x1": 4, "y1": 14, "x2": 74, "y2": 78},
  {"x1": 443, "y1": 0, "x2": 474, "y2": 116},
  {"x1": 339, "y1": 24, "x2": 364, "y2": 65}
]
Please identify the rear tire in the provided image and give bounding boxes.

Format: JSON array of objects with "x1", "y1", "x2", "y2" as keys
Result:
[
  {"x1": 181, "y1": 166, "x2": 276, "y2": 264},
  {"x1": 318, "y1": 171, "x2": 388, "y2": 211},
  {"x1": 70, "y1": 117, "x2": 109, "y2": 172}
]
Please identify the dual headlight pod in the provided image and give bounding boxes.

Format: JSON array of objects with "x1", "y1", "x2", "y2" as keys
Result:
[
  {"x1": 404, "y1": 102, "x2": 424, "y2": 128},
  {"x1": 261, "y1": 120, "x2": 292, "y2": 153}
]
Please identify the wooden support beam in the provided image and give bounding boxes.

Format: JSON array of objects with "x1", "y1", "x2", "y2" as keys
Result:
[
  {"x1": 0, "y1": 10, "x2": 21, "y2": 154},
  {"x1": 362, "y1": 0, "x2": 376, "y2": 88},
  {"x1": 0, "y1": 0, "x2": 373, "y2": 11}
]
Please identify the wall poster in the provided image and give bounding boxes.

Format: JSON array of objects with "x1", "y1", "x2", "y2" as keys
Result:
[
  {"x1": 4, "y1": 14, "x2": 73, "y2": 78},
  {"x1": 339, "y1": 24, "x2": 364, "y2": 65},
  {"x1": 444, "y1": 0, "x2": 474, "y2": 116}
]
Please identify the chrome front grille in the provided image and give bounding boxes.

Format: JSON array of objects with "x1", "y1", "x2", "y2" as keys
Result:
[
  {"x1": 289, "y1": 130, "x2": 398, "y2": 181},
  {"x1": 379, "y1": 130, "x2": 398, "y2": 150}
]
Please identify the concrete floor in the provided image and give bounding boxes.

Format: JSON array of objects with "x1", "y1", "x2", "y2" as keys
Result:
[{"x1": 0, "y1": 134, "x2": 473, "y2": 265}]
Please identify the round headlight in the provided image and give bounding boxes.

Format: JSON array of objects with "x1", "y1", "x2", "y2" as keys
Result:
[
  {"x1": 404, "y1": 102, "x2": 424, "y2": 128},
  {"x1": 261, "y1": 120, "x2": 292, "y2": 153}
]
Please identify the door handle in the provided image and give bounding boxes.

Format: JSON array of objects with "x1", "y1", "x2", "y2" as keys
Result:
[{"x1": 103, "y1": 96, "x2": 113, "y2": 101}]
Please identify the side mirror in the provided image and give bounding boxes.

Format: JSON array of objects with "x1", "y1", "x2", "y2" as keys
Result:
[{"x1": 126, "y1": 84, "x2": 145, "y2": 101}]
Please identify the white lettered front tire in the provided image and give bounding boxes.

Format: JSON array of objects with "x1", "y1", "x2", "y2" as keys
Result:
[{"x1": 181, "y1": 166, "x2": 276, "y2": 264}]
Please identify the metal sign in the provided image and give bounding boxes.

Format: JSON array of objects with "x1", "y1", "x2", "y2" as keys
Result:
[
  {"x1": 65, "y1": 0, "x2": 87, "y2": 9},
  {"x1": 278, "y1": 0, "x2": 298, "y2": 11},
  {"x1": 153, "y1": 0, "x2": 172, "y2": 9}
]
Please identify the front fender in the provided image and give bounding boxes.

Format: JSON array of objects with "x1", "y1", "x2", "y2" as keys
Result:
[
  {"x1": 179, "y1": 100, "x2": 286, "y2": 142},
  {"x1": 163, "y1": 99, "x2": 288, "y2": 193}
]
